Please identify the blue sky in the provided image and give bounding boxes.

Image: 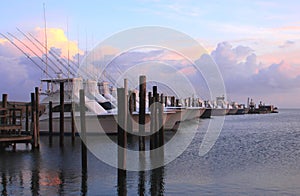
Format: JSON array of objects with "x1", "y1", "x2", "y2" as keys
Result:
[{"x1": 0, "y1": 0, "x2": 300, "y2": 107}]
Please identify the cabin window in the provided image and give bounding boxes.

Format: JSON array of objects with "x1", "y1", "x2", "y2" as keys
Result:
[{"x1": 52, "y1": 103, "x2": 88, "y2": 112}]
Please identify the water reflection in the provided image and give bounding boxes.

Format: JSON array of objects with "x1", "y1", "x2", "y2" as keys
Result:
[
  {"x1": 81, "y1": 170, "x2": 88, "y2": 196},
  {"x1": 1, "y1": 172, "x2": 7, "y2": 196},
  {"x1": 1, "y1": 110, "x2": 299, "y2": 195},
  {"x1": 30, "y1": 150, "x2": 40, "y2": 196},
  {"x1": 150, "y1": 167, "x2": 165, "y2": 196}
]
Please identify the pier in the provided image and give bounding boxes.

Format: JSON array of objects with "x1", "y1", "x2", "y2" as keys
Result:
[{"x1": 0, "y1": 88, "x2": 40, "y2": 150}]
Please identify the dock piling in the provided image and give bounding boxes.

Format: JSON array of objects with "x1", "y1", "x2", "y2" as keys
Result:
[
  {"x1": 139, "y1": 75, "x2": 146, "y2": 151},
  {"x1": 35, "y1": 87, "x2": 40, "y2": 147},
  {"x1": 117, "y1": 88, "x2": 127, "y2": 195},
  {"x1": 80, "y1": 89, "x2": 87, "y2": 172},
  {"x1": 59, "y1": 82, "x2": 64, "y2": 147},
  {"x1": 48, "y1": 101, "x2": 53, "y2": 136}
]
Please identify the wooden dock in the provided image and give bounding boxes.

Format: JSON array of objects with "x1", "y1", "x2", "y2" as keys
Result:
[{"x1": 0, "y1": 90, "x2": 40, "y2": 150}]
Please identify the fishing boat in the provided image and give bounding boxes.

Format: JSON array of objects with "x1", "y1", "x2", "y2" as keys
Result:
[{"x1": 211, "y1": 96, "x2": 229, "y2": 116}]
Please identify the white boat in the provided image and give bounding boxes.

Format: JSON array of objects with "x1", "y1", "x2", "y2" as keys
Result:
[{"x1": 38, "y1": 77, "x2": 193, "y2": 134}]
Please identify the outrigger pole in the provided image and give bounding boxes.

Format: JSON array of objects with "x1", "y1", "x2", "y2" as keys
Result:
[
  {"x1": 16, "y1": 28, "x2": 76, "y2": 77},
  {"x1": 0, "y1": 33, "x2": 52, "y2": 78},
  {"x1": 7, "y1": 32, "x2": 66, "y2": 78}
]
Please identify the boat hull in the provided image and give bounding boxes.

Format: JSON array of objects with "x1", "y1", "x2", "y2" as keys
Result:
[{"x1": 211, "y1": 108, "x2": 229, "y2": 116}]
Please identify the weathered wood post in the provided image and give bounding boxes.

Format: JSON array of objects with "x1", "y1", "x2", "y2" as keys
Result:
[
  {"x1": 117, "y1": 88, "x2": 127, "y2": 166},
  {"x1": 12, "y1": 104, "x2": 16, "y2": 125},
  {"x1": 48, "y1": 101, "x2": 53, "y2": 136},
  {"x1": 176, "y1": 99, "x2": 179, "y2": 107},
  {"x1": 171, "y1": 96, "x2": 175, "y2": 107},
  {"x1": 71, "y1": 107, "x2": 75, "y2": 142},
  {"x1": 127, "y1": 91, "x2": 133, "y2": 133},
  {"x1": 1, "y1": 94, "x2": 7, "y2": 126},
  {"x1": 158, "y1": 97, "x2": 164, "y2": 147},
  {"x1": 160, "y1": 94, "x2": 164, "y2": 105},
  {"x1": 132, "y1": 91, "x2": 137, "y2": 112},
  {"x1": 25, "y1": 104, "x2": 29, "y2": 133},
  {"x1": 148, "y1": 92, "x2": 152, "y2": 110},
  {"x1": 150, "y1": 86, "x2": 158, "y2": 150},
  {"x1": 117, "y1": 88, "x2": 127, "y2": 195},
  {"x1": 59, "y1": 82, "x2": 64, "y2": 147},
  {"x1": 139, "y1": 75, "x2": 146, "y2": 151},
  {"x1": 31, "y1": 92, "x2": 38, "y2": 149},
  {"x1": 35, "y1": 87, "x2": 40, "y2": 148},
  {"x1": 164, "y1": 96, "x2": 168, "y2": 107},
  {"x1": 80, "y1": 89, "x2": 87, "y2": 172}
]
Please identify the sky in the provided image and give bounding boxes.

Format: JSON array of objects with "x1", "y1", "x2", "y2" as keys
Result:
[{"x1": 0, "y1": 0, "x2": 300, "y2": 108}]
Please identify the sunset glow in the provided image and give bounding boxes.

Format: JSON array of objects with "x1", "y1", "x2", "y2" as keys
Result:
[{"x1": 0, "y1": 1, "x2": 299, "y2": 107}]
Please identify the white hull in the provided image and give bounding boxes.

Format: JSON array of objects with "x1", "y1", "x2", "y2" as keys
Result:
[{"x1": 39, "y1": 108, "x2": 206, "y2": 134}]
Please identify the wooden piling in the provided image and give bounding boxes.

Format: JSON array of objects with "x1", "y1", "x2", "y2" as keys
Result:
[
  {"x1": 117, "y1": 88, "x2": 127, "y2": 169},
  {"x1": 132, "y1": 91, "x2": 137, "y2": 112},
  {"x1": 164, "y1": 96, "x2": 168, "y2": 107},
  {"x1": 148, "y1": 92, "x2": 152, "y2": 110},
  {"x1": 158, "y1": 101, "x2": 164, "y2": 147},
  {"x1": 35, "y1": 88, "x2": 40, "y2": 144},
  {"x1": 150, "y1": 86, "x2": 158, "y2": 150},
  {"x1": 80, "y1": 89, "x2": 87, "y2": 171},
  {"x1": 25, "y1": 104, "x2": 29, "y2": 133},
  {"x1": 71, "y1": 108, "x2": 75, "y2": 142},
  {"x1": 171, "y1": 96, "x2": 175, "y2": 107},
  {"x1": 31, "y1": 92, "x2": 38, "y2": 149},
  {"x1": 59, "y1": 82, "x2": 64, "y2": 147},
  {"x1": 117, "y1": 88, "x2": 127, "y2": 195},
  {"x1": 12, "y1": 104, "x2": 16, "y2": 125},
  {"x1": 176, "y1": 99, "x2": 179, "y2": 107},
  {"x1": 1, "y1": 94, "x2": 7, "y2": 126},
  {"x1": 127, "y1": 91, "x2": 133, "y2": 133},
  {"x1": 160, "y1": 94, "x2": 164, "y2": 104},
  {"x1": 139, "y1": 75, "x2": 146, "y2": 151},
  {"x1": 49, "y1": 101, "x2": 53, "y2": 136}
]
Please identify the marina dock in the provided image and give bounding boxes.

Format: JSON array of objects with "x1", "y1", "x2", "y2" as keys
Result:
[{"x1": 0, "y1": 90, "x2": 40, "y2": 150}]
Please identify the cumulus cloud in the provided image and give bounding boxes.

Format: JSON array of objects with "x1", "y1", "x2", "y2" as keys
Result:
[
  {"x1": 279, "y1": 40, "x2": 295, "y2": 48},
  {"x1": 0, "y1": 27, "x2": 83, "y2": 101},
  {"x1": 205, "y1": 42, "x2": 300, "y2": 107}
]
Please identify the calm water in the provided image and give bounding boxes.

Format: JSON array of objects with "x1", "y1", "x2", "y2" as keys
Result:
[{"x1": 1, "y1": 109, "x2": 300, "y2": 195}]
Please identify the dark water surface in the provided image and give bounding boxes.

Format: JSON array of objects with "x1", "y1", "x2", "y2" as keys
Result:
[{"x1": 1, "y1": 109, "x2": 300, "y2": 195}]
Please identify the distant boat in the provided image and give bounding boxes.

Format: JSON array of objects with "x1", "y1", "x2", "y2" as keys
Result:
[{"x1": 248, "y1": 99, "x2": 278, "y2": 114}]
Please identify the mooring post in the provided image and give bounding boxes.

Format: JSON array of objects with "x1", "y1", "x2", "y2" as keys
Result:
[
  {"x1": 35, "y1": 87, "x2": 40, "y2": 148},
  {"x1": 59, "y1": 82, "x2": 64, "y2": 147},
  {"x1": 176, "y1": 99, "x2": 179, "y2": 107},
  {"x1": 127, "y1": 91, "x2": 133, "y2": 133},
  {"x1": 158, "y1": 100, "x2": 164, "y2": 147},
  {"x1": 30, "y1": 92, "x2": 37, "y2": 149},
  {"x1": 150, "y1": 86, "x2": 158, "y2": 150},
  {"x1": 25, "y1": 104, "x2": 29, "y2": 133},
  {"x1": 71, "y1": 107, "x2": 75, "y2": 142},
  {"x1": 1, "y1": 94, "x2": 7, "y2": 126},
  {"x1": 164, "y1": 96, "x2": 168, "y2": 107},
  {"x1": 160, "y1": 94, "x2": 164, "y2": 104},
  {"x1": 80, "y1": 89, "x2": 87, "y2": 172},
  {"x1": 154, "y1": 87, "x2": 160, "y2": 149},
  {"x1": 117, "y1": 88, "x2": 127, "y2": 195},
  {"x1": 133, "y1": 91, "x2": 137, "y2": 112},
  {"x1": 139, "y1": 75, "x2": 146, "y2": 151},
  {"x1": 117, "y1": 88, "x2": 127, "y2": 167},
  {"x1": 12, "y1": 104, "x2": 16, "y2": 125},
  {"x1": 171, "y1": 96, "x2": 175, "y2": 107},
  {"x1": 49, "y1": 101, "x2": 53, "y2": 136},
  {"x1": 148, "y1": 92, "x2": 152, "y2": 110}
]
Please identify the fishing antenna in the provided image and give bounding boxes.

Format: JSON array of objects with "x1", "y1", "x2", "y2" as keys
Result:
[{"x1": 0, "y1": 33, "x2": 52, "y2": 78}]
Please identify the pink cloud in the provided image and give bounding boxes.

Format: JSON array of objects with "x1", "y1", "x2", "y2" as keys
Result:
[
  {"x1": 1, "y1": 27, "x2": 83, "y2": 59},
  {"x1": 177, "y1": 66, "x2": 197, "y2": 75}
]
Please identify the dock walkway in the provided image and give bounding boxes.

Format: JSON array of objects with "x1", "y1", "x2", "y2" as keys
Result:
[{"x1": 0, "y1": 91, "x2": 40, "y2": 150}]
